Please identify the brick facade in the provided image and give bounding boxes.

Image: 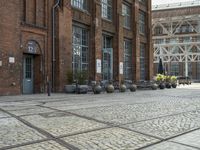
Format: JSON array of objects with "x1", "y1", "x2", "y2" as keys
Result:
[{"x1": 0, "y1": 0, "x2": 152, "y2": 95}]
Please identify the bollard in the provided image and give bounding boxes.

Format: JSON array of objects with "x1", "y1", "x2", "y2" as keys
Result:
[{"x1": 47, "y1": 81, "x2": 51, "y2": 96}]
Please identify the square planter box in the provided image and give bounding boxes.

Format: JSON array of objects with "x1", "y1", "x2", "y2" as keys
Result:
[
  {"x1": 77, "y1": 85, "x2": 88, "y2": 94},
  {"x1": 64, "y1": 85, "x2": 76, "y2": 93}
]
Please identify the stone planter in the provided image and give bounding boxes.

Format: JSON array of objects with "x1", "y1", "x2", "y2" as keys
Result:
[
  {"x1": 165, "y1": 83, "x2": 172, "y2": 89},
  {"x1": 77, "y1": 85, "x2": 88, "y2": 94},
  {"x1": 159, "y1": 83, "x2": 165, "y2": 89},
  {"x1": 129, "y1": 84, "x2": 137, "y2": 92},
  {"x1": 172, "y1": 83, "x2": 177, "y2": 88},
  {"x1": 93, "y1": 85, "x2": 102, "y2": 94},
  {"x1": 120, "y1": 84, "x2": 126, "y2": 92},
  {"x1": 151, "y1": 83, "x2": 158, "y2": 90},
  {"x1": 106, "y1": 84, "x2": 114, "y2": 93},
  {"x1": 64, "y1": 85, "x2": 76, "y2": 93}
]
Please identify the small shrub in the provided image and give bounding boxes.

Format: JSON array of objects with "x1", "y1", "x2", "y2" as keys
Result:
[
  {"x1": 156, "y1": 74, "x2": 165, "y2": 82},
  {"x1": 74, "y1": 70, "x2": 88, "y2": 85},
  {"x1": 171, "y1": 76, "x2": 177, "y2": 83},
  {"x1": 67, "y1": 70, "x2": 73, "y2": 84},
  {"x1": 165, "y1": 76, "x2": 171, "y2": 83}
]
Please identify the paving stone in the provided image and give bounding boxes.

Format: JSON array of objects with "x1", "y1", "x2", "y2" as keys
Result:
[
  {"x1": 171, "y1": 129, "x2": 200, "y2": 148},
  {"x1": 9, "y1": 141, "x2": 69, "y2": 150},
  {"x1": 0, "y1": 110, "x2": 10, "y2": 118},
  {"x1": 43, "y1": 100, "x2": 125, "y2": 111},
  {"x1": 0, "y1": 118, "x2": 46, "y2": 148},
  {"x1": 123, "y1": 111, "x2": 200, "y2": 139},
  {"x1": 68, "y1": 100, "x2": 200, "y2": 125},
  {"x1": 21, "y1": 112, "x2": 107, "y2": 137},
  {"x1": 143, "y1": 142, "x2": 197, "y2": 150},
  {"x1": 0, "y1": 84, "x2": 200, "y2": 149},
  {"x1": 62, "y1": 127, "x2": 159, "y2": 150},
  {"x1": 8, "y1": 106, "x2": 54, "y2": 116}
]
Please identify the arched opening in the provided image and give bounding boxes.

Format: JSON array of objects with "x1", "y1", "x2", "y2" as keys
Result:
[{"x1": 23, "y1": 40, "x2": 44, "y2": 94}]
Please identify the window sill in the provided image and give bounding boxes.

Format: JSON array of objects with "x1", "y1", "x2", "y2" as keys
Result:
[
  {"x1": 71, "y1": 6, "x2": 90, "y2": 15},
  {"x1": 102, "y1": 18, "x2": 113, "y2": 25},
  {"x1": 124, "y1": 26, "x2": 131, "y2": 30}
]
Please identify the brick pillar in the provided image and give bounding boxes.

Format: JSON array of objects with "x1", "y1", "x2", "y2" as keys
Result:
[
  {"x1": 147, "y1": 0, "x2": 153, "y2": 80},
  {"x1": 114, "y1": 0, "x2": 124, "y2": 82},
  {"x1": 93, "y1": 0, "x2": 102, "y2": 81},
  {"x1": 133, "y1": 1, "x2": 140, "y2": 81},
  {"x1": 56, "y1": 0, "x2": 72, "y2": 91}
]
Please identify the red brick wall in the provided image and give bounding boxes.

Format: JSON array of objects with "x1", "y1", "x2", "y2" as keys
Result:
[
  {"x1": 0, "y1": 0, "x2": 153, "y2": 95},
  {"x1": 0, "y1": 0, "x2": 21, "y2": 95}
]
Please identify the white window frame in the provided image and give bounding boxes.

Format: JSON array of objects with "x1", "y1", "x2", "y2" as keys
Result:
[
  {"x1": 72, "y1": 26, "x2": 89, "y2": 77},
  {"x1": 124, "y1": 40, "x2": 132, "y2": 80},
  {"x1": 71, "y1": 0, "x2": 87, "y2": 10},
  {"x1": 101, "y1": 0, "x2": 112, "y2": 20}
]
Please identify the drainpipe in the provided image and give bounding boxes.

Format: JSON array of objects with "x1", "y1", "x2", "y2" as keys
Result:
[{"x1": 52, "y1": 0, "x2": 60, "y2": 92}]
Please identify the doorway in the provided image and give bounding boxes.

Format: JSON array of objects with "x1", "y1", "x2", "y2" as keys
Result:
[
  {"x1": 23, "y1": 55, "x2": 34, "y2": 94},
  {"x1": 102, "y1": 35, "x2": 113, "y2": 80}
]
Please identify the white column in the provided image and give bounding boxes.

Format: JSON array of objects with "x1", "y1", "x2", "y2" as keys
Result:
[
  {"x1": 185, "y1": 45, "x2": 188, "y2": 77},
  {"x1": 185, "y1": 58, "x2": 188, "y2": 77}
]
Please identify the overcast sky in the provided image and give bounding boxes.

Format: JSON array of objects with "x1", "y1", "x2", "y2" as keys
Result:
[{"x1": 152, "y1": 0, "x2": 194, "y2": 5}]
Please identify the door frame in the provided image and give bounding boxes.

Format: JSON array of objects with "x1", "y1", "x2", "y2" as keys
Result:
[
  {"x1": 102, "y1": 48, "x2": 113, "y2": 80},
  {"x1": 23, "y1": 54, "x2": 34, "y2": 94}
]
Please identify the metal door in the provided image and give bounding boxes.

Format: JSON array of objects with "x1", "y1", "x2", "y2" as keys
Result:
[
  {"x1": 102, "y1": 48, "x2": 113, "y2": 80},
  {"x1": 23, "y1": 55, "x2": 33, "y2": 94}
]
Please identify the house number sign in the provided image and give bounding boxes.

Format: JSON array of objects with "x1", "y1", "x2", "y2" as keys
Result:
[{"x1": 27, "y1": 41, "x2": 37, "y2": 54}]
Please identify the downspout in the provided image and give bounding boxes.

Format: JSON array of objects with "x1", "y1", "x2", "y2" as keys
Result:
[{"x1": 52, "y1": 0, "x2": 60, "y2": 92}]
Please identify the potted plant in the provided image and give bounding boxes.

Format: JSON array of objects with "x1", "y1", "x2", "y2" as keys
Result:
[
  {"x1": 165, "y1": 76, "x2": 172, "y2": 89},
  {"x1": 151, "y1": 83, "x2": 158, "y2": 90},
  {"x1": 64, "y1": 70, "x2": 76, "y2": 93},
  {"x1": 171, "y1": 76, "x2": 177, "y2": 88},
  {"x1": 119, "y1": 80, "x2": 126, "y2": 92},
  {"x1": 75, "y1": 70, "x2": 89, "y2": 94},
  {"x1": 93, "y1": 81, "x2": 102, "y2": 94},
  {"x1": 156, "y1": 74, "x2": 165, "y2": 89},
  {"x1": 106, "y1": 80, "x2": 114, "y2": 93}
]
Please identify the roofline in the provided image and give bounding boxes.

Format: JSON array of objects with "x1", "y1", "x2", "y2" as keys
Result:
[{"x1": 152, "y1": 1, "x2": 200, "y2": 10}]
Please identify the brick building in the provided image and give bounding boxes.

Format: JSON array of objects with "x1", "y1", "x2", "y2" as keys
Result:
[
  {"x1": 152, "y1": 1, "x2": 200, "y2": 80},
  {"x1": 0, "y1": 0, "x2": 152, "y2": 95}
]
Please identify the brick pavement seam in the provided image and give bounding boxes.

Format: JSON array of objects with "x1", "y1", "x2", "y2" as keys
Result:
[
  {"x1": 40, "y1": 104, "x2": 200, "y2": 129},
  {"x1": 39, "y1": 104, "x2": 200, "y2": 150},
  {"x1": 39, "y1": 105, "x2": 115, "y2": 126},
  {"x1": 38, "y1": 105, "x2": 163, "y2": 140},
  {"x1": 117, "y1": 109, "x2": 200, "y2": 126},
  {"x1": 134, "y1": 127, "x2": 200, "y2": 150},
  {"x1": 170, "y1": 141, "x2": 200, "y2": 150},
  {"x1": 0, "y1": 139, "x2": 51, "y2": 150},
  {"x1": 0, "y1": 108, "x2": 80, "y2": 150}
]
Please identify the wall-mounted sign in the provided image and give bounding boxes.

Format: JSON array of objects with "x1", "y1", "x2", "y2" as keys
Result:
[
  {"x1": 0, "y1": 61, "x2": 2, "y2": 66},
  {"x1": 27, "y1": 41, "x2": 37, "y2": 54},
  {"x1": 96, "y1": 59, "x2": 101, "y2": 73},
  {"x1": 9, "y1": 57, "x2": 15, "y2": 63},
  {"x1": 119, "y1": 62, "x2": 123, "y2": 75}
]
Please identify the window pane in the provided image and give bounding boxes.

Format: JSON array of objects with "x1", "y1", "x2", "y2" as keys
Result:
[
  {"x1": 71, "y1": 0, "x2": 87, "y2": 10},
  {"x1": 101, "y1": 0, "x2": 112, "y2": 20},
  {"x1": 140, "y1": 43, "x2": 146, "y2": 80},
  {"x1": 139, "y1": 11, "x2": 146, "y2": 34},
  {"x1": 72, "y1": 26, "x2": 89, "y2": 77},
  {"x1": 122, "y1": 4, "x2": 131, "y2": 28},
  {"x1": 124, "y1": 40, "x2": 132, "y2": 80}
]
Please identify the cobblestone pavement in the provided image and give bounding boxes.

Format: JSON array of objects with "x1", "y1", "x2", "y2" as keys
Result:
[{"x1": 0, "y1": 84, "x2": 200, "y2": 149}]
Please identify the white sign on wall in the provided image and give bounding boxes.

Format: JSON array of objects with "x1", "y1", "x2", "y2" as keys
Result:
[
  {"x1": 0, "y1": 61, "x2": 2, "y2": 67},
  {"x1": 96, "y1": 59, "x2": 101, "y2": 73},
  {"x1": 9, "y1": 57, "x2": 15, "y2": 63},
  {"x1": 119, "y1": 62, "x2": 123, "y2": 75}
]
